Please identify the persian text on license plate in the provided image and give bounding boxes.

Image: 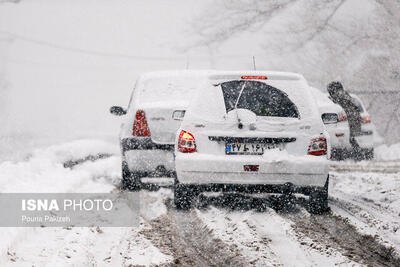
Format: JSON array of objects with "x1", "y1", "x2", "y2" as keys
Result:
[{"x1": 225, "y1": 142, "x2": 281, "y2": 155}]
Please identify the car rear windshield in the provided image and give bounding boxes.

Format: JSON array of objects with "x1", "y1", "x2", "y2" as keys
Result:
[
  {"x1": 352, "y1": 97, "x2": 364, "y2": 112},
  {"x1": 220, "y1": 80, "x2": 300, "y2": 118}
]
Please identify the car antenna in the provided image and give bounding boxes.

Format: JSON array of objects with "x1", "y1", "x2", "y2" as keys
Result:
[
  {"x1": 234, "y1": 82, "x2": 246, "y2": 129},
  {"x1": 252, "y1": 56, "x2": 257, "y2": 70}
]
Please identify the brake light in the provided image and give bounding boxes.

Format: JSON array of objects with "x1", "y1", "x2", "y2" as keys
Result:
[
  {"x1": 362, "y1": 115, "x2": 371, "y2": 124},
  {"x1": 178, "y1": 130, "x2": 196, "y2": 153},
  {"x1": 338, "y1": 111, "x2": 347, "y2": 122},
  {"x1": 132, "y1": 110, "x2": 150, "y2": 136},
  {"x1": 241, "y1": 76, "x2": 267, "y2": 80},
  {"x1": 308, "y1": 137, "x2": 327, "y2": 156}
]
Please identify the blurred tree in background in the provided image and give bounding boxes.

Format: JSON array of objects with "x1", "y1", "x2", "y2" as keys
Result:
[{"x1": 189, "y1": 0, "x2": 400, "y2": 143}]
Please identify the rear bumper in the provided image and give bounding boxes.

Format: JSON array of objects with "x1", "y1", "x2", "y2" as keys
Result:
[
  {"x1": 330, "y1": 135, "x2": 352, "y2": 149},
  {"x1": 124, "y1": 149, "x2": 175, "y2": 173},
  {"x1": 176, "y1": 153, "x2": 329, "y2": 187},
  {"x1": 177, "y1": 181, "x2": 328, "y2": 195},
  {"x1": 326, "y1": 125, "x2": 352, "y2": 149},
  {"x1": 121, "y1": 137, "x2": 174, "y2": 151},
  {"x1": 121, "y1": 137, "x2": 175, "y2": 173},
  {"x1": 355, "y1": 131, "x2": 374, "y2": 149}
]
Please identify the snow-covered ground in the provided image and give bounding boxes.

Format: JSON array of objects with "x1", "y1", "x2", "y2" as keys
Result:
[
  {"x1": 0, "y1": 139, "x2": 173, "y2": 266},
  {"x1": 375, "y1": 143, "x2": 400, "y2": 161},
  {"x1": 330, "y1": 170, "x2": 400, "y2": 255},
  {"x1": 0, "y1": 139, "x2": 399, "y2": 266}
]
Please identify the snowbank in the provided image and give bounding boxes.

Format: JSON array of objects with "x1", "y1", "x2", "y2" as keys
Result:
[
  {"x1": 375, "y1": 143, "x2": 400, "y2": 161},
  {"x1": 0, "y1": 139, "x2": 122, "y2": 264},
  {"x1": 0, "y1": 139, "x2": 120, "y2": 193}
]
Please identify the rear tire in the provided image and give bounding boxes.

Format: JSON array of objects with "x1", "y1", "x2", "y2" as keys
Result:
[
  {"x1": 331, "y1": 148, "x2": 346, "y2": 161},
  {"x1": 121, "y1": 161, "x2": 142, "y2": 191},
  {"x1": 363, "y1": 148, "x2": 374, "y2": 160},
  {"x1": 174, "y1": 182, "x2": 197, "y2": 210},
  {"x1": 309, "y1": 176, "x2": 329, "y2": 214}
]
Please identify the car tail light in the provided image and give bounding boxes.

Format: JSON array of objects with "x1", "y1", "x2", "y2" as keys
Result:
[
  {"x1": 362, "y1": 115, "x2": 371, "y2": 124},
  {"x1": 178, "y1": 130, "x2": 196, "y2": 153},
  {"x1": 132, "y1": 110, "x2": 151, "y2": 136},
  {"x1": 338, "y1": 111, "x2": 347, "y2": 122},
  {"x1": 308, "y1": 137, "x2": 327, "y2": 156}
]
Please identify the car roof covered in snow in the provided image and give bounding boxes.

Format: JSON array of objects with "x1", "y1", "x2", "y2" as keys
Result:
[
  {"x1": 133, "y1": 70, "x2": 307, "y2": 106},
  {"x1": 208, "y1": 71, "x2": 304, "y2": 82},
  {"x1": 137, "y1": 70, "x2": 304, "y2": 82},
  {"x1": 309, "y1": 87, "x2": 343, "y2": 113},
  {"x1": 137, "y1": 70, "x2": 216, "y2": 81}
]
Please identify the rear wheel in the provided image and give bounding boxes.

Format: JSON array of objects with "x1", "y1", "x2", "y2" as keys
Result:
[
  {"x1": 174, "y1": 181, "x2": 198, "y2": 210},
  {"x1": 121, "y1": 161, "x2": 142, "y2": 191},
  {"x1": 309, "y1": 176, "x2": 329, "y2": 214},
  {"x1": 331, "y1": 148, "x2": 346, "y2": 161},
  {"x1": 363, "y1": 148, "x2": 374, "y2": 160}
]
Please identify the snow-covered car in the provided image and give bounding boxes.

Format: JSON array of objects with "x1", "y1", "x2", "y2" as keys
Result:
[
  {"x1": 110, "y1": 70, "x2": 211, "y2": 190},
  {"x1": 174, "y1": 71, "x2": 330, "y2": 214},
  {"x1": 309, "y1": 87, "x2": 352, "y2": 160}
]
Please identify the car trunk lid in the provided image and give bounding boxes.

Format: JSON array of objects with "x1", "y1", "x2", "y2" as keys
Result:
[{"x1": 139, "y1": 102, "x2": 186, "y2": 144}]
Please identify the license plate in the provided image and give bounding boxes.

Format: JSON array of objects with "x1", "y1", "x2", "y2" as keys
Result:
[{"x1": 225, "y1": 142, "x2": 280, "y2": 155}]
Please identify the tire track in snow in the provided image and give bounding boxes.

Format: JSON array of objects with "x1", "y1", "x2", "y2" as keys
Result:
[
  {"x1": 329, "y1": 195, "x2": 400, "y2": 255},
  {"x1": 196, "y1": 207, "x2": 282, "y2": 266},
  {"x1": 198, "y1": 206, "x2": 358, "y2": 267},
  {"x1": 328, "y1": 165, "x2": 400, "y2": 257},
  {"x1": 140, "y1": 199, "x2": 247, "y2": 267},
  {"x1": 285, "y1": 210, "x2": 400, "y2": 266}
]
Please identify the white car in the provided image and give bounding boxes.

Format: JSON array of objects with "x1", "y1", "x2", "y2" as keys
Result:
[
  {"x1": 110, "y1": 70, "x2": 212, "y2": 190},
  {"x1": 174, "y1": 71, "x2": 330, "y2": 214},
  {"x1": 309, "y1": 87, "x2": 352, "y2": 160}
]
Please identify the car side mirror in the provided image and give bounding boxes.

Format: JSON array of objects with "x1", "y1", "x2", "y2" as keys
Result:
[
  {"x1": 321, "y1": 113, "x2": 338, "y2": 124},
  {"x1": 110, "y1": 106, "x2": 126, "y2": 116},
  {"x1": 172, "y1": 110, "x2": 186, "y2": 121}
]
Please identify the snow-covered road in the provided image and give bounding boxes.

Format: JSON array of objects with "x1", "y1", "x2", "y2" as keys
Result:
[{"x1": 1, "y1": 140, "x2": 399, "y2": 266}]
